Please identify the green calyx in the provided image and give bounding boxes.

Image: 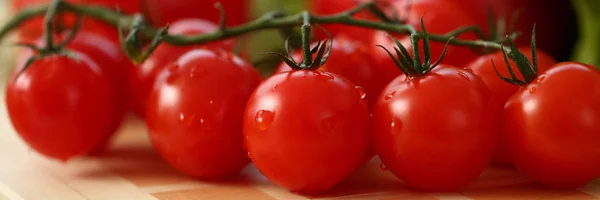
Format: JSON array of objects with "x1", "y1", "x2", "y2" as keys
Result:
[
  {"x1": 492, "y1": 24, "x2": 540, "y2": 86},
  {"x1": 377, "y1": 17, "x2": 452, "y2": 78},
  {"x1": 118, "y1": 15, "x2": 170, "y2": 64}
]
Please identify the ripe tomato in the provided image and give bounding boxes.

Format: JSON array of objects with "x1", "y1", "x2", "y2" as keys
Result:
[
  {"x1": 12, "y1": 0, "x2": 140, "y2": 43},
  {"x1": 244, "y1": 70, "x2": 370, "y2": 193},
  {"x1": 6, "y1": 52, "x2": 117, "y2": 161},
  {"x1": 442, "y1": 0, "x2": 577, "y2": 60},
  {"x1": 504, "y1": 62, "x2": 600, "y2": 188},
  {"x1": 276, "y1": 36, "x2": 400, "y2": 108},
  {"x1": 373, "y1": 66, "x2": 495, "y2": 191},
  {"x1": 370, "y1": 0, "x2": 479, "y2": 70},
  {"x1": 142, "y1": 0, "x2": 248, "y2": 27},
  {"x1": 310, "y1": 0, "x2": 394, "y2": 42},
  {"x1": 146, "y1": 49, "x2": 261, "y2": 179},
  {"x1": 466, "y1": 47, "x2": 557, "y2": 165},
  {"x1": 129, "y1": 19, "x2": 236, "y2": 118}
]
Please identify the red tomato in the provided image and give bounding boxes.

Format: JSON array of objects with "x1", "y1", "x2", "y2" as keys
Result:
[
  {"x1": 504, "y1": 62, "x2": 600, "y2": 188},
  {"x1": 129, "y1": 19, "x2": 236, "y2": 118},
  {"x1": 12, "y1": 0, "x2": 140, "y2": 43},
  {"x1": 6, "y1": 52, "x2": 117, "y2": 161},
  {"x1": 146, "y1": 49, "x2": 261, "y2": 179},
  {"x1": 310, "y1": 0, "x2": 394, "y2": 42},
  {"x1": 244, "y1": 70, "x2": 370, "y2": 193},
  {"x1": 276, "y1": 36, "x2": 400, "y2": 108},
  {"x1": 466, "y1": 47, "x2": 556, "y2": 165},
  {"x1": 442, "y1": 0, "x2": 577, "y2": 60},
  {"x1": 370, "y1": 0, "x2": 479, "y2": 69},
  {"x1": 142, "y1": 0, "x2": 248, "y2": 27},
  {"x1": 372, "y1": 66, "x2": 495, "y2": 191}
]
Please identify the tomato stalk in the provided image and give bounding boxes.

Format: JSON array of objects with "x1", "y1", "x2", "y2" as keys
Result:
[
  {"x1": 0, "y1": 0, "x2": 511, "y2": 63},
  {"x1": 492, "y1": 25, "x2": 540, "y2": 86}
]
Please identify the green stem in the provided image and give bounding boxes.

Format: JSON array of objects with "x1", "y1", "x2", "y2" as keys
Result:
[
  {"x1": 0, "y1": 1, "x2": 505, "y2": 51},
  {"x1": 301, "y1": 11, "x2": 312, "y2": 66}
]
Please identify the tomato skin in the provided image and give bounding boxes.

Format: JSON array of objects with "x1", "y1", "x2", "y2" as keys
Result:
[
  {"x1": 370, "y1": 0, "x2": 479, "y2": 70},
  {"x1": 466, "y1": 48, "x2": 557, "y2": 165},
  {"x1": 142, "y1": 0, "x2": 248, "y2": 27},
  {"x1": 130, "y1": 19, "x2": 236, "y2": 118},
  {"x1": 372, "y1": 66, "x2": 495, "y2": 191},
  {"x1": 146, "y1": 49, "x2": 261, "y2": 179},
  {"x1": 244, "y1": 70, "x2": 370, "y2": 193},
  {"x1": 504, "y1": 62, "x2": 600, "y2": 188},
  {"x1": 12, "y1": 0, "x2": 140, "y2": 43},
  {"x1": 276, "y1": 36, "x2": 400, "y2": 109},
  {"x1": 6, "y1": 52, "x2": 117, "y2": 161}
]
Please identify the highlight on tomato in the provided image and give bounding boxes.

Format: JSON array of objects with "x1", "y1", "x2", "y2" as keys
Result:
[
  {"x1": 146, "y1": 48, "x2": 261, "y2": 179},
  {"x1": 496, "y1": 37, "x2": 600, "y2": 189},
  {"x1": 466, "y1": 32, "x2": 558, "y2": 165},
  {"x1": 372, "y1": 28, "x2": 495, "y2": 191},
  {"x1": 244, "y1": 37, "x2": 370, "y2": 193},
  {"x1": 129, "y1": 18, "x2": 236, "y2": 118}
]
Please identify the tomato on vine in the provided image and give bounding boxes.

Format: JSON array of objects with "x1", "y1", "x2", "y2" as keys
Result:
[
  {"x1": 146, "y1": 49, "x2": 261, "y2": 179},
  {"x1": 276, "y1": 35, "x2": 400, "y2": 108},
  {"x1": 372, "y1": 28, "x2": 495, "y2": 191},
  {"x1": 496, "y1": 37, "x2": 600, "y2": 189},
  {"x1": 142, "y1": 0, "x2": 248, "y2": 27},
  {"x1": 466, "y1": 41, "x2": 557, "y2": 165},
  {"x1": 129, "y1": 19, "x2": 236, "y2": 118},
  {"x1": 244, "y1": 36, "x2": 370, "y2": 193}
]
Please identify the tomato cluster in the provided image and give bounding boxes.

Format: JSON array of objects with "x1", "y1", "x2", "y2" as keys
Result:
[{"x1": 5, "y1": 0, "x2": 600, "y2": 195}]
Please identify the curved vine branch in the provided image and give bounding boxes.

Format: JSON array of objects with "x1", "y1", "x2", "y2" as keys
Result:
[{"x1": 0, "y1": 1, "x2": 506, "y2": 51}]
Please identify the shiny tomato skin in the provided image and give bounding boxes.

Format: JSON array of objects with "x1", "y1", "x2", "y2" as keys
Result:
[
  {"x1": 146, "y1": 49, "x2": 261, "y2": 179},
  {"x1": 12, "y1": 0, "x2": 140, "y2": 43},
  {"x1": 142, "y1": 0, "x2": 248, "y2": 27},
  {"x1": 244, "y1": 70, "x2": 370, "y2": 193},
  {"x1": 6, "y1": 52, "x2": 117, "y2": 161},
  {"x1": 372, "y1": 66, "x2": 495, "y2": 191},
  {"x1": 276, "y1": 36, "x2": 401, "y2": 109},
  {"x1": 311, "y1": 0, "x2": 394, "y2": 42},
  {"x1": 466, "y1": 48, "x2": 557, "y2": 165},
  {"x1": 504, "y1": 62, "x2": 600, "y2": 189},
  {"x1": 130, "y1": 19, "x2": 236, "y2": 118},
  {"x1": 370, "y1": 0, "x2": 479, "y2": 68}
]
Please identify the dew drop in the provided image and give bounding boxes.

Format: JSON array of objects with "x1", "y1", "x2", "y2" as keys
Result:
[
  {"x1": 529, "y1": 87, "x2": 537, "y2": 94},
  {"x1": 384, "y1": 90, "x2": 396, "y2": 100},
  {"x1": 536, "y1": 75, "x2": 546, "y2": 83},
  {"x1": 391, "y1": 117, "x2": 402, "y2": 136},
  {"x1": 188, "y1": 66, "x2": 206, "y2": 78},
  {"x1": 317, "y1": 72, "x2": 335, "y2": 81},
  {"x1": 247, "y1": 152, "x2": 254, "y2": 160},
  {"x1": 457, "y1": 71, "x2": 470, "y2": 81},
  {"x1": 380, "y1": 162, "x2": 389, "y2": 171},
  {"x1": 255, "y1": 110, "x2": 275, "y2": 131},
  {"x1": 178, "y1": 113, "x2": 195, "y2": 127},
  {"x1": 355, "y1": 86, "x2": 367, "y2": 100}
]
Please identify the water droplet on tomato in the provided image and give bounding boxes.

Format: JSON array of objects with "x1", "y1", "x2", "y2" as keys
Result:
[
  {"x1": 189, "y1": 66, "x2": 206, "y2": 78},
  {"x1": 536, "y1": 75, "x2": 546, "y2": 83},
  {"x1": 247, "y1": 152, "x2": 254, "y2": 160},
  {"x1": 321, "y1": 117, "x2": 335, "y2": 133},
  {"x1": 457, "y1": 71, "x2": 470, "y2": 81},
  {"x1": 209, "y1": 100, "x2": 214, "y2": 105},
  {"x1": 316, "y1": 72, "x2": 334, "y2": 81},
  {"x1": 380, "y1": 162, "x2": 389, "y2": 171},
  {"x1": 255, "y1": 110, "x2": 275, "y2": 131},
  {"x1": 384, "y1": 90, "x2": 396, "y2": 100},
  {"x1": 529, "y1": 87, "x2": 537, "y2": 94},
  {"x1": 355, "y1": 86, "x2": 366, "y2": 100},
  {"x1": 178, "y1": 113, "x2": 195, "y2": 127},
  {"x1": 391, "y1": 118, "x2": 402, "y2": 135}
]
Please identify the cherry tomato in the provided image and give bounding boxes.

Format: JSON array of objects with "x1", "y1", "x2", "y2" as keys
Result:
[
  {"x1": 276, "y1": 36, "x2": 400, "y2": 108},
  {"x1": 310, "y1": 0, "x2": 394, "y2": 42},
  {"x1": 6, "y1": 52, "x2": 117, "y2": 161},
  {"x1": 146, "y1": 49, "x2": 261, "y2": 179},
  {"x1": 130, "y1": 19, "x2": 236, "y2": 118},
  {"x1": 142, "y1": 0, "x2": 248, "y2": 27},
  {"x1": 466, "y1": 47, "x2": 556, "y2": 165},
  {"x1": 370, "y1": 0, "x2": 479, "y2": 70},
  {"x1": 244, "y1": 70, "x2": 370, "y2": 193},
  {"x1": 441, "y1": 0, "x2": 577, "y2": 60},
  {"x1": 372, "y1": 66, "x2": 495, "y2": 191},
  {"x1": 12, "y1": 0, "x2": 140, "y2": 43},
  {"x1": 504, "y1": 62, "x2": 600, "y2": 188}
]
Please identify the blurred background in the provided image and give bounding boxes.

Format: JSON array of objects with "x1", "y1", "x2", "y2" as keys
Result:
[{"x1": 0, "y1": 0, "x2": 598, "y2": 84}]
